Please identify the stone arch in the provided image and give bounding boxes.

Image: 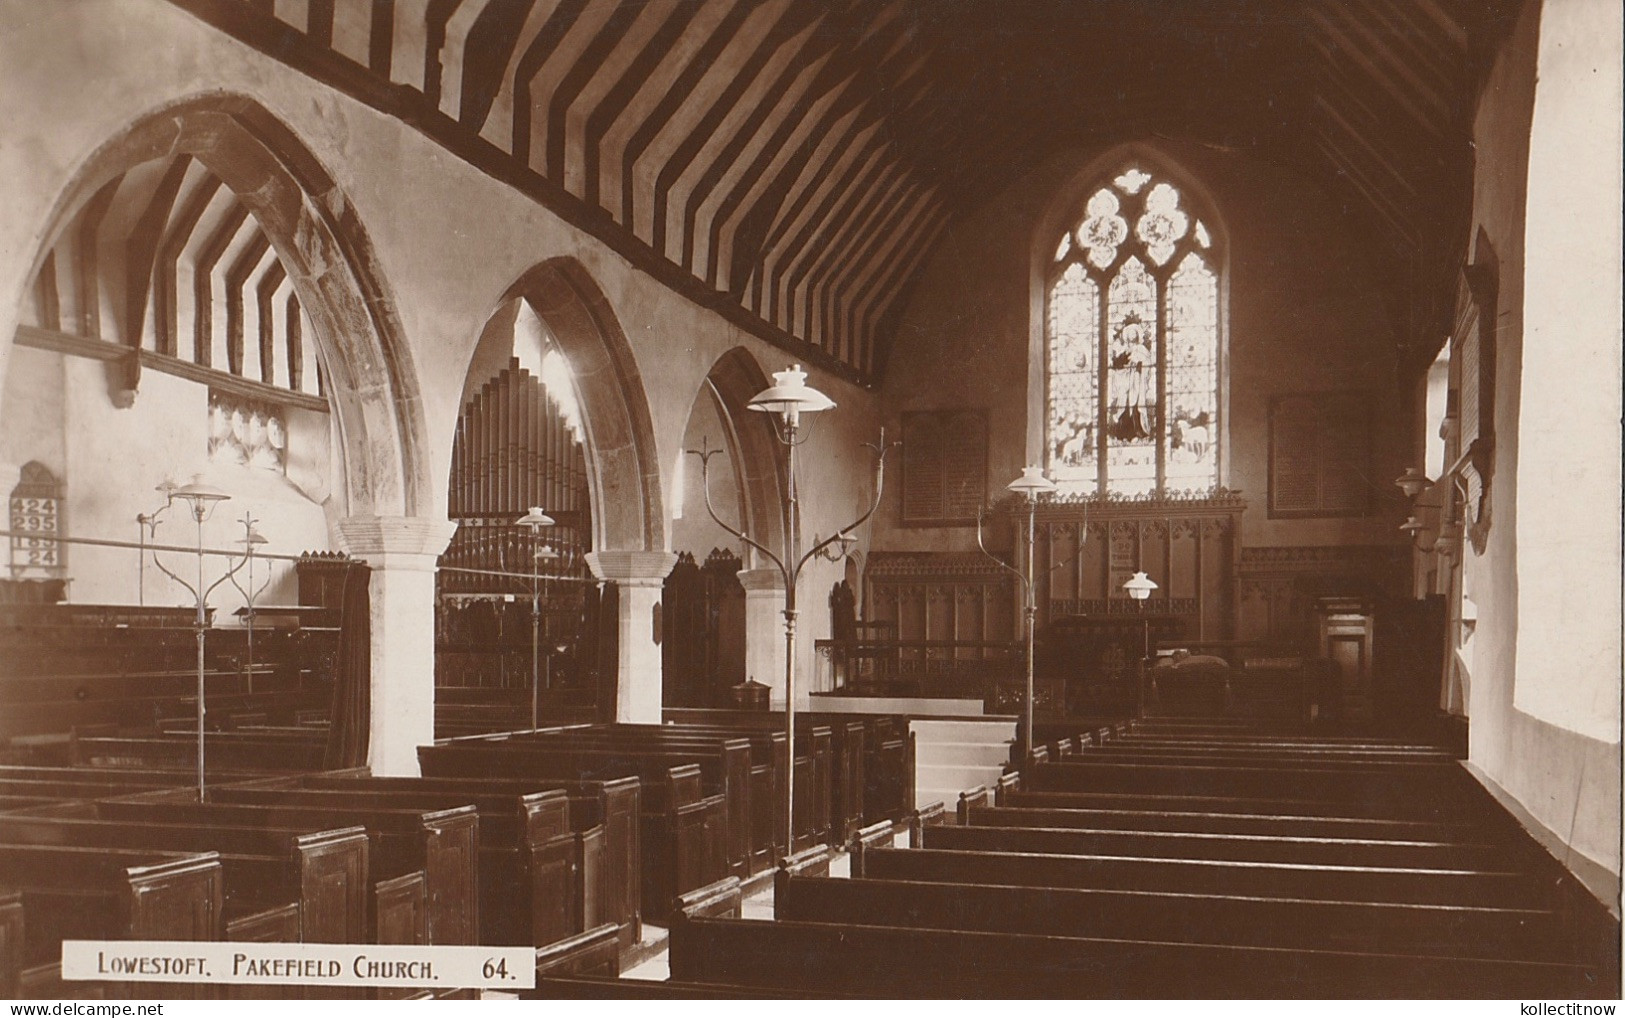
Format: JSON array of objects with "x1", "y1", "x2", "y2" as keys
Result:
[
  {"x1": 19, "y1": 94, "x2": 430, "y2": 518},
  {"x1": 502, "y1": 258, "x2": 665, "y2": 553},
  {"x1": 699, "y1": 346, "x2": 786, "y2": 562}
]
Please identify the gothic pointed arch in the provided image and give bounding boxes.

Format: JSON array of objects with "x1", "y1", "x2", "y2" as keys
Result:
[
  {"x1": 698, "y1": 346, "x2": 787, "y2": 562},
  {"x1": 20, "y1": 94, "x2": 431, "y2": 517},
  {"x1": 1030, "y1": 144, "x2": 1230, "y2": 497},
  {"x1": 500, "y1": 258, "x2": 665, "y2": 553}
]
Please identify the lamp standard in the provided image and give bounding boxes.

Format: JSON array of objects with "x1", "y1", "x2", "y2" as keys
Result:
[
  {"x1": 1123, "y1": 569, "x2": 1159, "y2": 660},
  {"x1": 690, "y1": 365, "x2": 892, "y2": 853},
  {"x1": 227, "y1": 514, "x2": 270, "y2": 694},
  {"x1": 150, "y1": 478, "x2": 240, "y2": 796},
  {"x1": 977, "y1": 466, "x2": 1056, "y2": 765},
  {"x1": 515, "y1": 507, "x2": 557, "y2": 730}
]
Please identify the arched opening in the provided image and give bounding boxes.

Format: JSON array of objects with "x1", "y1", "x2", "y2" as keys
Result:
[
  {"x1": 0, "y1": 96, "x2": 429, "y2": 769},
  {"x1": 663, "y1": 347, "x2": 786, "y2": 706},
  {"x1": 9, "y1": 95, "x2": 429, "y2": 523},
  {"x1": 500, "y1": 259, "x2": 665, "y2": 555},
  {"x1": 436, "y1": 296, "x2": 601, "y2": 730},
  {"x1": 1029, "y1": 143, "x2": 1230, "y2": 494},
  {"x1": 439, "y1": 258, "x2": 666, "y2": 723}
]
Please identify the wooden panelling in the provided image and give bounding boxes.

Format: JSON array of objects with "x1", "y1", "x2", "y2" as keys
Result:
[{"x1": 863, "y1": 553, "x2": 1014, "y2": 646}]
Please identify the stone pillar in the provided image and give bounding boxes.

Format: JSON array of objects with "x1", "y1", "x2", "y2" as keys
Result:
[
  {"x1": 339, "y1": 515, "x2": 457, "y2": 776},
  {"x1": 738, "y1": 568, "x2": 788, "y2": 705},
  {"x1": 586, "y1": 550, "x2": 676, "y2": 723}
]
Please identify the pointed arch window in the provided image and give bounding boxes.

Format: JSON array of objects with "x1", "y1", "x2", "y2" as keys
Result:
[{"x1": 1046, "y1": 167, "x2": 1223, "y2": 496}]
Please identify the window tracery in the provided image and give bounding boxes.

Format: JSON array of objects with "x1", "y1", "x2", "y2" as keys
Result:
[{"x1": 1045, "y1": 166, "x2": 1221, "y2": 496}]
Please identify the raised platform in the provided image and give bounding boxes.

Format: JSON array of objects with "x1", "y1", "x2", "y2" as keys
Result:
[{"x1": 808, "y1": 694, "x2": 988, "y2": 717}]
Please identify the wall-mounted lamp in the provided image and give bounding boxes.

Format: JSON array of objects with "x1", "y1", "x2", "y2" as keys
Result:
[
  {"x1": 1395, "y1": 468, "x2": 1460, "y2": 558},
  {"x1": 1394, "y1": 467, "x2": 1431, "y2": 500}
]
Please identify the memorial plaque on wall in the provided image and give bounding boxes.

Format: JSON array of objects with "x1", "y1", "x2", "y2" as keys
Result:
[
  {"x1": 901, "y1": 409, "x2": 988, "y2": 526},
  {"x1": 1268, "y1": 392, "x2": 1373, "y2": 518}
]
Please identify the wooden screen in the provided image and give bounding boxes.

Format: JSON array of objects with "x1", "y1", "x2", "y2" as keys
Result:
[
  {"x1": 436, "y1": 359, "x2": 596, "y2": 691},
  {"x1": 661, "y1": 548, "x2": 746, "y2": 708}
]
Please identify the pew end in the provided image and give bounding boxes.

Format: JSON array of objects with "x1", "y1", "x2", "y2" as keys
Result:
[
  {"x1": 673, "y1": 877, "x2": 742, "y2": 923},
  {"x1": 907, "y1": 802, "x2": 946, "y2": 849},
  {"x1": 994, "y1": 771, "x2": 1021, "y2": 805},
  {"x1": 956, "y1": 785, "x2": 992, "y2": 826},
  {"x1": 772, "y1": 847, "x2": 833, "y2": 913},
  {"x1": 850, "y1": 819, "x2": 900, "y2": 878},
  {"x1": 528, "y1": 922, "x2": 622, "y2": 991}
]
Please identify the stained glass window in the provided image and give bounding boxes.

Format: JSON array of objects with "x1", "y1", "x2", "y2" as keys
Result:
[{"x1": 1045, "y1": 167, "x2": 1221, "y2": 496}]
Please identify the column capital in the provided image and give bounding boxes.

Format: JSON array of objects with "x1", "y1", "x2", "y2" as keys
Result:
[
  {"x1": 586, "y1": 549, "x2": 677, "y2": 587},
  {"x1": 737, "y1": 567, "x2": 786, "y2": 593},
  {"x1": 339, "y1": 515, "x2": 457, "y2": 569}
]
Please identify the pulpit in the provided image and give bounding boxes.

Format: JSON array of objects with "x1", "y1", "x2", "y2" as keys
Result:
[{"x1": 1315, "y1": 596, "x2": 1376, "y2": 721}]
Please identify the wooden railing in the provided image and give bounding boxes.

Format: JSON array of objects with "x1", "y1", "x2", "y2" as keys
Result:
[{"x1": 814, "y1": 639, "x2": 1060, "y2": 713}]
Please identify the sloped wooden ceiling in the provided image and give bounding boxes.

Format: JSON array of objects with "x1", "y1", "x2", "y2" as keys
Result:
[{"x1": 174, "y1": 0, "x2": 1515, "y2": 384}]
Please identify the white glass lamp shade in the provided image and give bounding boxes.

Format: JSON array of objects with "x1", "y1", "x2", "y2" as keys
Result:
[
  {"x1": 746, "y1": 364, "x2": 835, "y2": 424},
  {"x1": 515, "y1": 507, "x2": 556, "y2": 529},
  {"x1": 171, "y1": 478, "x2": 231, "y2": 506},
  {"x1": 243, "y1": 525, "x2": 269, "y2": 546},
  {"x1": 1006, "y1": 465, "x2": 1057, "y2": 499},
  {"x1": 170, "y1": 478, "x2": 230, "y2": 520},
  {"x1": 1399, "y1": 515, "x2": 1428, "y2": 537},
  {"x1": 1123, "y1": 570, "x2": 1158, "y2": 601},
  {"x1": 1394, "y1": 467, "x2": 1430, "y2": 500},
  {"x1": 535, "y1": 544, "x2": 561, "y2": 561}
]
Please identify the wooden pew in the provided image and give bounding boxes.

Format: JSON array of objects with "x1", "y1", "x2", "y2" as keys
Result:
[
  {"x1": 0, "y1": 844, "x2": 222, "y2": 999},
  {"x1": 962, "y1": 803, "x2": 1479, "y2": 842},
  {"x1": 859, "y1": 845, "x2": 1545, "y2": 908},
  {"x1": 299, "y1": 772, "x2": 634, "y2": 951},
  {"x1": 611, "y1": 721, "x2": 835, "y2": 858},
  {"x1": 918, "y1": 821, "x2": 1507, "y2": 870},
  {"x1": 88, "y1": 797, "x2": 478, "y2": 945},
  {"x1": 209, "y1": 784, "x2": 578, "y2": 948},
  {"x1": 1026, "y1": 758, "x2": 1477, "y2": 807},
  {"x1": 383, "y1": 770, "x2": 643, "y2": 951},
  {"x1": 0, "y1": 811, "x2": 368, "y2": 944},
  {"x1": 1003, "y1": 787, "x2": 1470, "y2": 823},
  {"x1": 498, "y1": 728, "x2": 764, "y2": 874},
  {"x1": 71, "y1": 734, "x2": 327, "y2": 771},
  {"x1": 667, "y1": 907, "x2": 1604, "y2": 998},
  {"x1": 664, "y1": 710, "x2": 878, "y2": 840},
  {"x1": 419, "y1": 741, "x2": 727, "y2": 916},
  {"x1": 774, "y1": 868, "x2": 1588, "y2": 964}
]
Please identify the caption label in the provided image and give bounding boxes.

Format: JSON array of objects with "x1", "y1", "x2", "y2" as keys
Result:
[{"x1": 61, "y1": 941, "x2": 535, "y2": 989}]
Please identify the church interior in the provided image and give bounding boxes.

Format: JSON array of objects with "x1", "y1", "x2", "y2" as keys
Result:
[{"x1": 0, "y1": 0, "x2": 1619, "y2": 1000}]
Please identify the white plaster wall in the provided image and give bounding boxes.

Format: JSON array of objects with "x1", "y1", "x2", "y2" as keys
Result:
[
  {"x1": 1459, "y1": 0, "x2": 1621, "y2": 898},
  {"x1": 1511, "y1": 0, "x2": 1623, "y2": 743},
  {"x1": 0, "y1": 343, "x2": 66, "y2": 486},
  {"x1": 58, "y1": 357, "x2": 332, "y2": 616}
]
